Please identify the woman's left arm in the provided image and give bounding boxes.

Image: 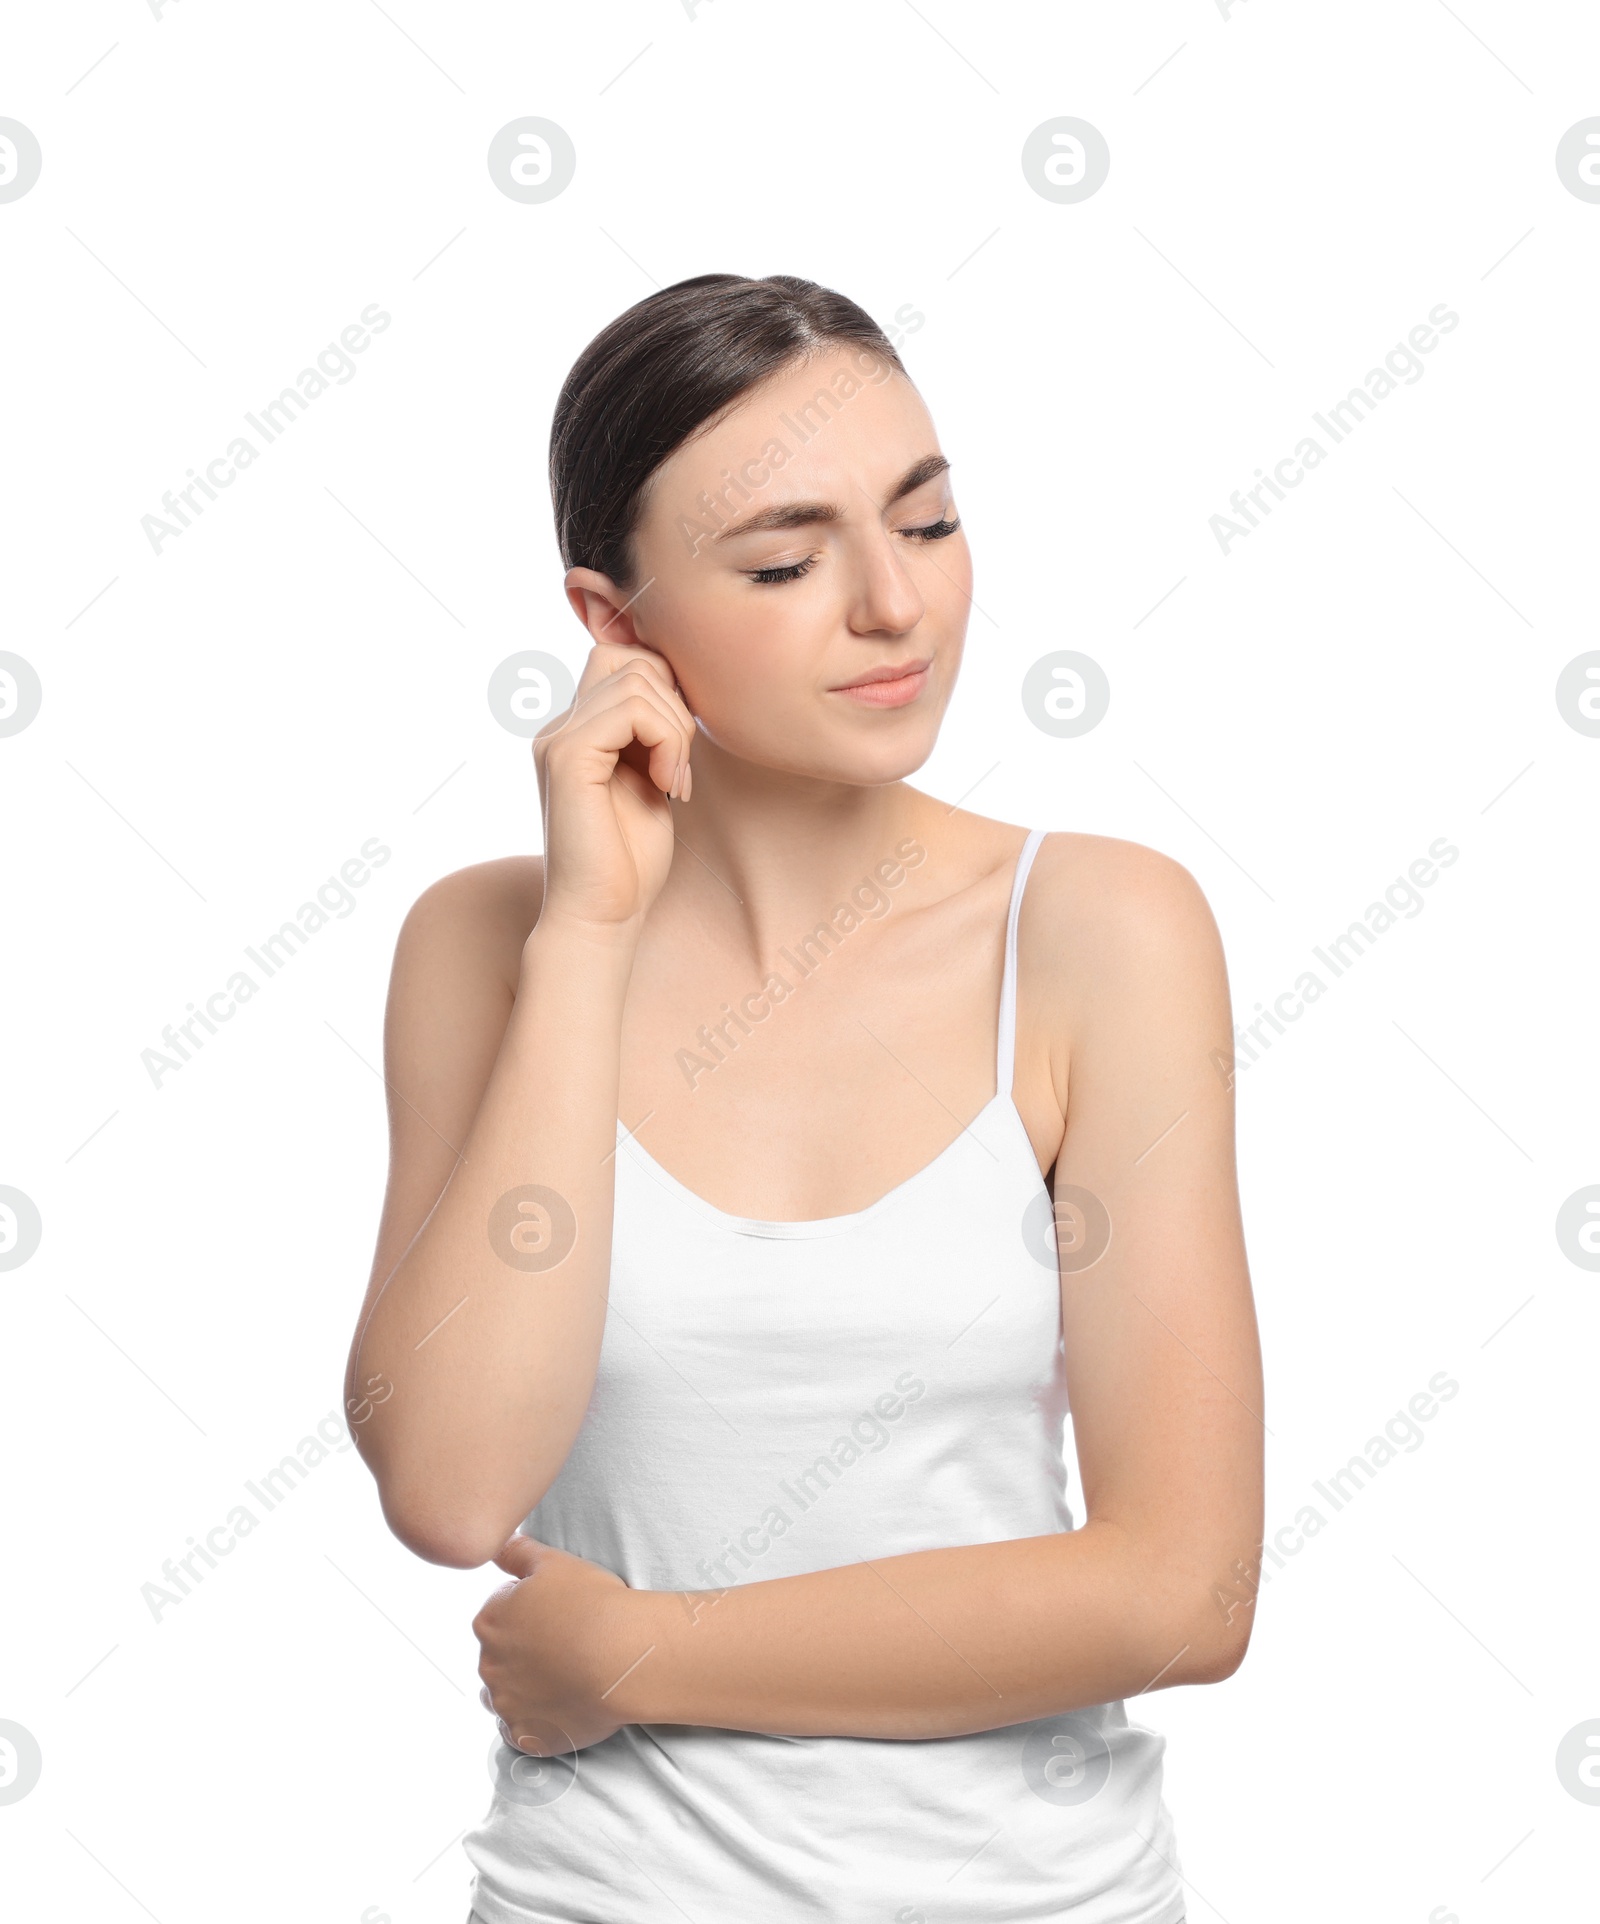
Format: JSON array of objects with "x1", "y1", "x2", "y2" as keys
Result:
[{"x1": 476, "y1": 842, "x2": 1265, "y2": 1746}]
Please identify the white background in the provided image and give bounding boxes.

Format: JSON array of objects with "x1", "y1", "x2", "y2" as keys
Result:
[{"x1": 2, "y1": 2, "x2": 1597, "y2": 1920}]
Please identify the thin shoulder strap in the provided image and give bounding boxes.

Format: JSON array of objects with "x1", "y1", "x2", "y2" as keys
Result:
[{"x1": 996, "y1": 828, "x2": 1048, "y2": 1099}]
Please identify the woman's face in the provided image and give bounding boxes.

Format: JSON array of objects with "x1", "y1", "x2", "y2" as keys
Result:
[{"x1": 572, "y1": 345, "x2": 972, "y2": 786}]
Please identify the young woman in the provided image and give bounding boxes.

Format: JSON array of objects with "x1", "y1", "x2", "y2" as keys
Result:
[{"x1": 345, "y1": 273, "x2": 1263, "y2": 1924}]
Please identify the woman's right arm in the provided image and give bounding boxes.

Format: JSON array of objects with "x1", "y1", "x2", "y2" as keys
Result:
[{"x1": 344, "y1": 642, "x2": 695, "y2": 1568}]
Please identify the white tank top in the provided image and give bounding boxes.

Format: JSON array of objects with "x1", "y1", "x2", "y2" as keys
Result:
[{"x1": 465, "y1": 829, "x2": 1186, "y2": 1924}]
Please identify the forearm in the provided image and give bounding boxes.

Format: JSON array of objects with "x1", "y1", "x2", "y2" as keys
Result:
[
  {"x1": 610, "y1": 1520, "x2": 1232, "y2": 1741},
  {"x1": 351, "y1": 921, "x2": 634, "y2": 1562}
]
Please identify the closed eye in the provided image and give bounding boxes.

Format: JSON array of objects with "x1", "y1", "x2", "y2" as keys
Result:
[
  {"x1": 745, "y1": 516, "x2": 961, "y2": 586},
  {"x1": 747, "y1": 556, "x2": 819, "y2": 585}
]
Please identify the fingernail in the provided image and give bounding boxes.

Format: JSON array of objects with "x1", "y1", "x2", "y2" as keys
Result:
[
  {"x1": 669, "y1": 761, "x2": 682, "y2": 801},
  {"x1": 682, "y1": 764, "x2": 692, "y2": 803}
]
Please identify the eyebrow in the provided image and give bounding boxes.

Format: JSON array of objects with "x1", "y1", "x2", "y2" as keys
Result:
[{"x1": 710, "y1": 453, "x2": 951, "y2": 543}]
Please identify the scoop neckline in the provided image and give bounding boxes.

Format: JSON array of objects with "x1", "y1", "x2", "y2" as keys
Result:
[{"x1": 615, "y1": 1091, "x2": 1029, "y2": 1240}]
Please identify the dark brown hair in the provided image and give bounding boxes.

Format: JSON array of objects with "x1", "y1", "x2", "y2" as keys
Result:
[{"x1": 548, "y1": 273, "x2": 906, "y2": 589}]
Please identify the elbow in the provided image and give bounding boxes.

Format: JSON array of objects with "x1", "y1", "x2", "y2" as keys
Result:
[
  {"x1": 379, "y1": 1493, "x2": 512, "y2": 1570},
  {"x1": 1118, "y1": 1549, "x2": 1256, "y2": 1690},
  {"x1": 1185, "y1": 1625, "x2": 1252, "y2": 1685},
  {"x1": 363, "y1": 1457, "x2": 524, "y2": 1569},
  {"x1": 347, "y1": 1406, "x2": 553, "y2": 1569},
  {"x1": 1165, "y1": 1586, "x2": 1255, "y2": 1687},
  {"x1": 349, "y1": 1423, "x2": 534, "y2": 1569},
  {"x1": 1101, "y1": 1521, "x2": 1258, "y2": 1689}
]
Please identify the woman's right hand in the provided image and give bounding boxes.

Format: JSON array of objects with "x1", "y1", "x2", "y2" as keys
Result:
[{"x1": 531, "y1": 640, "x2": 697, "y2": 939}]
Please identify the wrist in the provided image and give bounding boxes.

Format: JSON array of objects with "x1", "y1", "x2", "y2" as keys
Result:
[
  {"x1": 521, "y1": 913, "x2": 639, "y2": 982},
  {"x1": 596, "y1": 1586, "x2": 685, "y2": 1726}
]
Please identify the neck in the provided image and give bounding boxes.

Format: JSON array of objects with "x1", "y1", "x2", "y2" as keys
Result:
[{"x1": 656, "y1": 741, "x2": 940, "y2": 959}]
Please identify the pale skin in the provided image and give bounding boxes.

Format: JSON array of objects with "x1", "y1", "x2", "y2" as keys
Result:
[{"x1": 344, "y1": 343, "x2": 1265, "y2": 1756}]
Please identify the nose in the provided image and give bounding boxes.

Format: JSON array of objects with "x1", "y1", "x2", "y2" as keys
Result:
[{"x1": 843, "y1": 523, "x2": 925, "y2": 640}]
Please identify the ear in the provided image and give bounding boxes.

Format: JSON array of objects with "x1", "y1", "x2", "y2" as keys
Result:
[{"x1": 564, "y1": 566, "x2": 647, "y2": 650}]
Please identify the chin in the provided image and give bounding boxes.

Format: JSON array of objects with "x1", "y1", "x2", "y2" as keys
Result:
[
  {"x1": 840, "y1": 736, "x2": 939, "y2": 786},
  {"x1": 794, "y1": 728, "x2": 941, "y2": 788},
  {"x1": 697, "y1": 701, "x2": 945, "y2": 787}
]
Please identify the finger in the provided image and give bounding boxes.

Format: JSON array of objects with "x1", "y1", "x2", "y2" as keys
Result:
[
  {"x1": 548, "y1": 683, "x2": 692, "y2": 798},
  {"x1": 494, "y1": 1534, "x2": 541, "y2": 1578},
  {"x1": 541, "y1": 666, "x2": 696, "y2": 797},
  {"x1": 477, "y1": 1576, "x2": 523, "y2": 1616},
  {"x1": 568, "y1": 663, "x2": 696, "y2": 755},
  {"x1": 512, "y1": 1725, "x2": 568, "y2": 1757},
  {"x1": 576, "y1": 638, "x2": 678, "y2": 704},
  {"x1": 533, "y1": 649, "x2": 687, "y2": 771}
]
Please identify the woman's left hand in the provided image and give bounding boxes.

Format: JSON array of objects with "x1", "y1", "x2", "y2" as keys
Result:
[{"x1": 474, "y1": 1535, "x2": 647, "y2": 1755}]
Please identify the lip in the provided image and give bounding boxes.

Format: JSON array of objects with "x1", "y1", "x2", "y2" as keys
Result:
[{"x1": 829, "y1": 659, "x2": 932, "y2": 709}]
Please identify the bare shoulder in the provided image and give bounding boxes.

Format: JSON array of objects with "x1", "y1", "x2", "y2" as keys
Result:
[
  {"x1": 393, "y1": 855, "x2": 546, "y2": 1001},
  {"x1": 1019, "y1": 831, "x2": 1227, "y2": 1012}
]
